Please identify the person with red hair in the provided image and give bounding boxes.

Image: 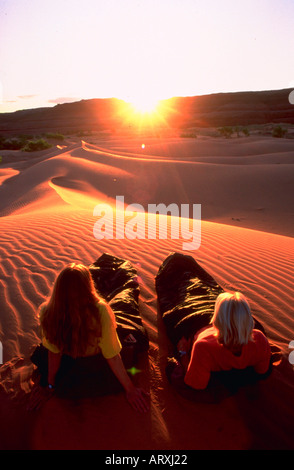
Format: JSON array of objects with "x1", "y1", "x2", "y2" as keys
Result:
[{"x1": 34, "y1": 263, "x2": 149, "y2": 412}]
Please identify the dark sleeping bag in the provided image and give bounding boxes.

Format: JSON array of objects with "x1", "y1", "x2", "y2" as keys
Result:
[
  {"x1": 31, "y1": 253, "x2": 149, "y2": 398},
  {"x1": 89, "y1": 252, "x2": 149, "y2": 361},
  {"x1": 155, "y1": 252, "x2": 269, "y2": 395}
]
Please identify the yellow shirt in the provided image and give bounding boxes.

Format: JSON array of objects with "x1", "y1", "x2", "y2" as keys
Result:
[{"x1": 41, "y1": 300, "x2": 122, "y2": 359}]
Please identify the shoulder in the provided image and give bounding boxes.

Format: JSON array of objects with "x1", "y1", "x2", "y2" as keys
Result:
[
  {"x1": 192, "y1": 327, "x2": 223, "y2": 360},
  {"x1": 195, "y1": 326, "x2": 218, "y2": 345},
  {"x1": 250, "y1": 329, "x2": 270, "y2": 352},
  {"x1": 193, "y1": 329, "x2": 218, "y2": 355},
  {"x1": 96, "y1": 300, "x2": 117, "y2": 325},
  {"x1": 96, "y1": 299, "x2": 111, "y2": 314},
  {"x1": 252, "y1": 329, "x2": 269, "y2": 345}
]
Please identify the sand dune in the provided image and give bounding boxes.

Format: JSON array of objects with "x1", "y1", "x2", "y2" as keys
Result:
[{"x1": 0, "y1": 135, "x2": 294, "y2": 450}]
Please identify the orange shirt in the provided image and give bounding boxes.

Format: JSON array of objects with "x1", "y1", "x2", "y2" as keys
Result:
[{"x1": 184, "y1": 326, "x2": 271, "y2": 390}]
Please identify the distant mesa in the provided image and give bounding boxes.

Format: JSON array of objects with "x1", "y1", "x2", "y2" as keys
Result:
[{"x1": 0, "y1": 89, "x2": 294, "y2": 136}]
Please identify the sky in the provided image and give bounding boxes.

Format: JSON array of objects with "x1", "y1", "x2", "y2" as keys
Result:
[{"x1": 0, "y1": 0, "x2": 294, "y2": 113}]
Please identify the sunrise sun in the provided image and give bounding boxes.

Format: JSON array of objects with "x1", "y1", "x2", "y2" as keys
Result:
[
  {"x1": 128, "y1": 94, "x2": 160, "y2": 115},
  {"x1": 119, "y1": 91, "x2": 167, "y2": 129}
]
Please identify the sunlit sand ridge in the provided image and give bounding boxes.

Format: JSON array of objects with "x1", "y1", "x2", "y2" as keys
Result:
[{"x1": 0, "y1": 135, "x2": 293, "y2": 450}]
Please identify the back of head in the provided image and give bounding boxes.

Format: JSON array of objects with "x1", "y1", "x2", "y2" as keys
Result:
[
  {"x1": 40, "y1": 263, "x2": 101, "y2": 357},
  {"x1": 211, "y1": 291, "x2": 254, "y2": 350},
  {"x1": 52, "y1": 263, "x2": 95, "y2": 308}
]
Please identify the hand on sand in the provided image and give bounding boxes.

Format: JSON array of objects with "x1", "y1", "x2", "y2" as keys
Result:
[
  {"x1": 126, "y1": 386, "x2": 150, "y2": 413},
  {"x1": 27, "y1": 383, "x2": 55, "y2": 411}
]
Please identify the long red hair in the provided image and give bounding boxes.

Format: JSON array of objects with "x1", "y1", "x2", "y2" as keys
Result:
[{"x1": 40, "y1": 263, "x2": 102, "y2": 357}]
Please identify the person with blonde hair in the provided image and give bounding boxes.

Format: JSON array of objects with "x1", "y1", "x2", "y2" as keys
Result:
[
  {"x1": 183, "y1": 291, "x2": 271, "y2": 390},
  {"x1": 31, "y1": 263, "x2": 149, "y2": 412}
]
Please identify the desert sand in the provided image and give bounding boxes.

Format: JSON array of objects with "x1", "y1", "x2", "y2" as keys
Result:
[{"x1": 0, "y1": 133, "x2": 293, "y2": 450}]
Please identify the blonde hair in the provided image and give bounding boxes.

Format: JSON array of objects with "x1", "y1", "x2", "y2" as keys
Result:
[
  {"x1": 40, "y1": 263, "x2": 102, "y2": 358},
  {"x1": 211, "y1": 291, "x2": 254, "y2": 350}
]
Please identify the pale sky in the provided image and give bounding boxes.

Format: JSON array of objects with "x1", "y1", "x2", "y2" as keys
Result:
[{"x1": 0, "y1": 0, "x2": 294, "y2": 113}]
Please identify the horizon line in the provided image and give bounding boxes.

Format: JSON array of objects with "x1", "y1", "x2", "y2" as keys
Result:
[{"x1": 1, "y1": 86, "x2": 293, "y2": 115}]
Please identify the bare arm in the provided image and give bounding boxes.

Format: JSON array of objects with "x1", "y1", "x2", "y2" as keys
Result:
[{"x1": 107, "y1": 354, "x2": 149, "y2": 413}]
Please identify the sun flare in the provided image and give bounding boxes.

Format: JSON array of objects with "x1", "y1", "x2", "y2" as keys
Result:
[
  {"x1": 128, "y1": 95, "x2": 160, "y2": 115},
  {"x1": 119, "y1": 92, "x2": 168, "y2": 130}
]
